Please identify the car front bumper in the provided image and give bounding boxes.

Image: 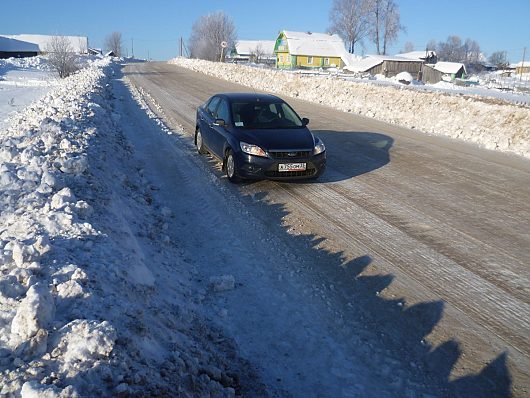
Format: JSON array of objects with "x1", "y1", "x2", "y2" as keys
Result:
[{"x1": 234, "y1": 151, "x2": 327, "y2": 180}]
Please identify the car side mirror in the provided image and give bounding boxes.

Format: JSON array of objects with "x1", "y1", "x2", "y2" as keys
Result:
[
  {"x1": 302, "y1": 117, "x2": 310, "y2": 126},
  {"x1": 214, "y1": 118, "x2": 226, "y2": 127}
]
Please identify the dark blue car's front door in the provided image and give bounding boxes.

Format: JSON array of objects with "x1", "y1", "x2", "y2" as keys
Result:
[
  {"x1": 200, "y1": 96, "x2": 221, "y2": 151},
  {"x1": 210, "y1": 98, "x2": 231, "y2": 157}
]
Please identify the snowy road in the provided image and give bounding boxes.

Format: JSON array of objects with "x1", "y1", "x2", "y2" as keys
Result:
[{"x1": 123, "y1": 62, "x2": 530, "y2": 397}]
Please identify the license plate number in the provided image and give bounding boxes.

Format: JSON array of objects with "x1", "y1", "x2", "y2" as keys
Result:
[{"x1": 278, "y1": 163, "x2": 307, "y2": 172}]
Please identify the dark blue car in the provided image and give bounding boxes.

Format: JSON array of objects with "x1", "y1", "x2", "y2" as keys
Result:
[{"x1": 195, "y1": 93, "x2": 326, "y2": 182}]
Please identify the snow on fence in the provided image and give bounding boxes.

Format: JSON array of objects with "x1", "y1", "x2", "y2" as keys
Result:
[{"x1": 169, "y1": 58, "x2": 530, "y2": 159}]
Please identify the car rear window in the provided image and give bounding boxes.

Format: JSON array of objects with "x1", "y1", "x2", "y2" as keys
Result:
[{"x1": 231, "y1": 101, "x2": 303, "y2": 129}]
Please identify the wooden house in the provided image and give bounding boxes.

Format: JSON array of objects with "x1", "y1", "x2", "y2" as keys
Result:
[
  {"x1": 344, "y1": 55, "x2": 424, "y2": 78},
  {"x1": 274, "y1": 31, "x2": 348, "y2": 69},
  {"x1": 422, "y1": 62, "x2": 466, "y2": 84}
]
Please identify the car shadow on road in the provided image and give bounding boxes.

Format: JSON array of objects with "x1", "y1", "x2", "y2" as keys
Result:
[
  {"x1": 242, "y1": 193, "x2": 513, "y2": 397},
  {"x1": 312, "y1": 129, "x2": 393, "y2": 183}
]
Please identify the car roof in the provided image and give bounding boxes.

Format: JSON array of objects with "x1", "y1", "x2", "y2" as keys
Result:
[{"x1": 214, "y1": 92, "x2": 284, "y2": 103}]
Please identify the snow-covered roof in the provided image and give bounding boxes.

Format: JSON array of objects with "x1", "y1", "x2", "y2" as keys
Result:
[
  {"x1": 513, "y1": 61, "x2": 529, "y2": 67},
  {"x1": 0, "y1": 35, "x2": 39, "y2": 52},
  {"x1": 234, "y1": 40, "x2": 276, "y2": 57},
  {"x1": 395, "y1": 50, "x2": 436, "y2": 61},
  {"x1": 428, "y1": 62, "x2": 466, "y2": 74},
  {"x1": 0, "y1": 34, "x2": 88, "y2": 53},
  {"x1": 343, "y1": 56, "x2": 384, "y2": 72},
  {"x1": 343, "y1": 54, "x2": 424, "y2": 72},
  {"x1": 279, "y1": 31, "x2": 349, "y2": 58}
]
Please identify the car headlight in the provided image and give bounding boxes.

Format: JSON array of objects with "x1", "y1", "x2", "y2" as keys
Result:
[
  {"x1": 240, "y1": 142, "x2": 267, "y2": 157},
  {"x1": 313, "y1": 139, "x2": 326, "y2": 155}
]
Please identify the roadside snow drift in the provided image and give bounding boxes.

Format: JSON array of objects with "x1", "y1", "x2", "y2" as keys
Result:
[
  {"x1": 168, "y1": 58, "x2": 530, "y2": 159},
  {"x1": 0, "y1": 60, "x2": 243, "y2": 396}
]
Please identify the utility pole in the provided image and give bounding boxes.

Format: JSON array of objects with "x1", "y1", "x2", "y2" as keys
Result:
[
  {"x1": 131, "y1": 38, "x2": 134, "y2": 58},
  {"x1": 520, "y1": 47, "x2": 526, "y2": 85},
  {"x1": 179, "y1": 37, "x2": 183, "y2": 57}
]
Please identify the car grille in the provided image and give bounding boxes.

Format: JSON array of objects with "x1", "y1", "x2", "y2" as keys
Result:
[
  {"x1": 265, "y1": 169, "x2": 317, "y2": 178},
  {"x1": 268, "y1": 150, "x2": 312, "y2": 159}
]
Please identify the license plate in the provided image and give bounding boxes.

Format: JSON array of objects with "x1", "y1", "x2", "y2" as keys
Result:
[{"x1": 278, "y1": 163, "x2": 307, "y2": 172}]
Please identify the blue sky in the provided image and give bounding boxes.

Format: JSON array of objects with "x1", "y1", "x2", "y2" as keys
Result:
[{"x1": 2, "y1": 0, "x2": 529, "y2": 62}]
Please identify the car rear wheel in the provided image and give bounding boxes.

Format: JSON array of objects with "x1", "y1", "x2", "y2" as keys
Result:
[
  {"x1": 225, "y1": 150, "x2": 241, "y2": 183},
  {"x1": 195, "y1": 127, "x2": 207, "y2": 155}
]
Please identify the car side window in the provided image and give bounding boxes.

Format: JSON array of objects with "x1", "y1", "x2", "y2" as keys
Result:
[
  {"x1": 216, "y1": 99, "x2": 230, "y2": 123},
  {"x1": 206, "y1": 97, "x2": 221, "y2": 116}
]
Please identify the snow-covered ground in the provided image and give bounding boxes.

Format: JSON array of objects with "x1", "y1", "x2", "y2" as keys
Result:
[
  {"x1": 0, "y1": 57, "x2": 57, "y2": 130},
  {"x1": 0, "y1": 58, "x2": 253, "y2": 397},
  {"x1": 169, "y1": 58, "x2": 530, "y2": 159}
]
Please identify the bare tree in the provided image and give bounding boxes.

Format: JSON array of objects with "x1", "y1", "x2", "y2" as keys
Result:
[
  {"x1": 189, "y1": 11, "x2": 237, "y2": 62},
  {"x1": 250, "y1": 43, "x2": 265, "y2": 63},
  {"x1": 46, "y1": 36, "x2": 79, "y2": 78},
  {"x1": 401, "y1": 41, "x2": 414, "y2": 53},
  {"x1": 437, "y1": 36, "x2": 464, "y2": 62},
  {"x1": 489, "y1": 51, "x2": 509, "y2": 68},
  {"x1": 437, "y1": 36, "x2": 482, "y2": 66},
  {"x1": 463, "y1": 38, "x2": 481, "y2": 64},
  {"x1": 369, "y1": 0, "x2": 403, "y2": 55},
  {"x1": 426, "y1": 39, "x2": 437, "y2": 51},
  {"x1": 105, "y1": 32, "x2": 123, "y2": 57},
  {"x1": 328, "y1": 0, "x2": 371, "y2": 54}
]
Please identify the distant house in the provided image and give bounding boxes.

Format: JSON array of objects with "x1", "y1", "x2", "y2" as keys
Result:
[
  {"x1": 0, "y1": 35, "x2": 39, "y2": 58},
  {"x1": 274, "y1": 30, "x2": 349, "y2": 69},
  {"x1": 422, "y1": 62, "x2": 466, "y2": 84},
  {"x1": 230, "y1": 40, "x2": 276, "y2": 64},
  {"x1": 0, "y1": 34, "x2": 88, "y2": 58},
  {"x1": 344, "y1": 55, "x2": 424, "y2": 78},
  {"x1": 514, "y1": 61, "x2": 530, "y2": 74}
]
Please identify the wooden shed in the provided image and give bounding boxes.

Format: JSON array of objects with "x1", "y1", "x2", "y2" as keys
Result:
[
  {"x1": 422, "y1": 62, "x2": 466, "y2": 84},
  {"x1": 344, "y1": 55, "x2": 423, "y2": 78}
]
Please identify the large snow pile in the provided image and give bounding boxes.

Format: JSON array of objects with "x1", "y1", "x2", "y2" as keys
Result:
[
  {"x1": 0, "y1": 56, "x2": 53, "y2": 72},
  {"x1": 169, "y1": 58, "x2": 530, "y2": 159},
  {"x1": 0, "y1": 59, "x2": 242, "y2": 396}
]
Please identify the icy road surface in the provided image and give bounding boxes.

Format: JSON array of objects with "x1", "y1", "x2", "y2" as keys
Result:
[{"x1": 122, "y1": 61, "x2": 530, "y2": 397}]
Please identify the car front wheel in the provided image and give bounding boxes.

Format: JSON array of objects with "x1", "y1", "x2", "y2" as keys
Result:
[
  {"x1": 195, "y1": 127, "x2": 207, "y2": 155},
  {"x1": 225, "y1": 150, "x2": 241, "y2": 183}
]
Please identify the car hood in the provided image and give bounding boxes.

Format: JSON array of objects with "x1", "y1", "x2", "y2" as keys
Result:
[{"x1": 237, "y1": 127, "x2": 315, "y2": 151}]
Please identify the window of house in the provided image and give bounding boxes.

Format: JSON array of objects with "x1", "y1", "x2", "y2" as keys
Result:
[
  {"x1": 279, "y1": 55, "x2": 283, "y2": 63},
  {"x1": 324, "y1": 58, "x2": 330, "y2": 66},
  {"x1": 307, "y1": 56, "x2": 313, "y2": 64}
]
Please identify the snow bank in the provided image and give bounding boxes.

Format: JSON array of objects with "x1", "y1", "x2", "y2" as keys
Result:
[
  {"x1": 0, "y1": 56, "x2": 53, "y2": 72},
  {"x1": 0, "y1": 58, "x2": 117, "y2": 396},
  {"x1": 169, "y1": 58, "x2": 530, "y2": 159},
  {"x1": 1, "y1": 57, "x2": 246, "y2": 396}
]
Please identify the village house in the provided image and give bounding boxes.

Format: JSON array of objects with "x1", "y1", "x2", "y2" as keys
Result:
[
  {"x1": 274, "y1": 30, "x2": 349, "y2": 69},
  {"x1": 514, "y1": 61, "x2": 530, "y2": 74},
  {"x1": 344, "y1": 55, "x2": 425, "y2": 78},
  {"x1": 0, "y1": 34, "x2": 88, "y2": 58},
  {"x1": 422, "y1": 62, "x2": 467, "y2": 84},
  {"x1": 230, "y1": 40, "x2": 276, "y2": 64}
]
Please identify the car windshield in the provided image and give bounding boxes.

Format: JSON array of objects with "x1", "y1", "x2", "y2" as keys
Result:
[{"x1": 231, "y1": 101, "x2": 303, "y2": 129}]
